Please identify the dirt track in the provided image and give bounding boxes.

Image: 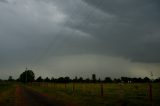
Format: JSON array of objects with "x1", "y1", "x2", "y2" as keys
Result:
[{"x1": 14, "y1": 85, "x2": 69, "y2": 106}]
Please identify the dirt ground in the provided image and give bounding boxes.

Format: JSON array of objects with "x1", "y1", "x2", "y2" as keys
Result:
[{"x1": 14, "y1": 85, "x2": 77, "y2": 106}]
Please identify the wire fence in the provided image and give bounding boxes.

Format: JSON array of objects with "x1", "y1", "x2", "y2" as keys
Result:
[{"x1": 29, "y1": 82, "x2": 160, "y2": 103}]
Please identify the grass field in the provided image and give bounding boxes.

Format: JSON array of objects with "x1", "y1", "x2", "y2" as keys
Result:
[
  {"x1": 0, "y1": 83, "x2": 15, "y2": 106},
  {"x1": 29, "y1": 83, "x2": 160, "y2": 106},
  {"x1": 0, "y1": 82, "x2": 159, "y2": 106}
]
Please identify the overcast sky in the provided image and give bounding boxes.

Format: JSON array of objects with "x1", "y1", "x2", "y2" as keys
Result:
[{"x1": 0, "y1": 0, "x2": 160, "y2": 79}]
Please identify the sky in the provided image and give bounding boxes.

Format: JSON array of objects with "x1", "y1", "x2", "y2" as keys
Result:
[{"x1": 0, "y1": 0, "x2": 160, "y2": 79}]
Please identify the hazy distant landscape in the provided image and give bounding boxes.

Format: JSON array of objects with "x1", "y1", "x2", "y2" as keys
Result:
[{"x1": 0, "y1": 0, "x2": 160, "y2": 105}]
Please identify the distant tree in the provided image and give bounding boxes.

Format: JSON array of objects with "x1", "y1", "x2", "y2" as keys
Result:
[
  {"x1": 51, "y1": 77, "x2": 55, "y2": 82},
  {"x1": 92, "y1": 74, "x2": 96, "y2": 83},
  {"x1": 64, "y1": 76, "x2": 71, "y2": 83},
  {"x1": 78, "y1": 77, "x2": 84, "y2": 83},
  {"x1": 44, "y1": 77, "x2": 50, "y2": 82},
  {"x1": 36, "y1": 76, "x2": 43, "y2": 82},
  {"x1": 104, "y1": 77, "x2": 112, "y2": 83},
  {"x1": 85, "y1": 78, "x2": 90, "y2": 83},
  {"x1": 113, "y1": 78, "x2": 121, "y2": 83},
  {"x1": 19, "y1": 69, "x2": 35, "y2": 83},
  {"x1": 137, "y1": 77, "x2": 143, "y2": 83},
  {"x1": 98, "y1": 78, "x2": 101, "y2": 83},
  {"x1": 57, "y1": 77, "x2": 65, "y2": 83},
  {"x1": 8, "y1": 76, "x2": 14, "y2": 81},
  {"x1": 131, "y1": 77, "x2": 143, "y2": 83},
  {"x1": 73, "y1": 76, "x2": 78, "y2": 82},
  {"x1": 154, "y1": 77, "x2": 160, "y2": 82},
  {"x1": 143, "y1": 77, "x2": 150, "y2": 82},
  {"x1": 121, "y1": 77, "x2": 129, "y2": 83}
]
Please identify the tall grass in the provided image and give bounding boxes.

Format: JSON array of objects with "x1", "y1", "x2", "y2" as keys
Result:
[
  {"x1": 29, "y1": 83, "x2": 160, "y2": 106},
  {"x1": 0, "y1": 83, "x2": 15, "y2": 105}
]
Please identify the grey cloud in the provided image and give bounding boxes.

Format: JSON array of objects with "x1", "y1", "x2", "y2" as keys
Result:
[
  {"x1": 63, "y1": 0, "x2": 160, "y2": 62},
  {"x1": 0, "y1": 0, "x2": 8, "y2": 3},
  {"x1": 0, "y1": 0, "x2": 160, "y2": 79}
]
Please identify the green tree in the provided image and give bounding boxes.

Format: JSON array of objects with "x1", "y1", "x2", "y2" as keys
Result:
[{"x1": 19, "y1": 70, "x2": 35, "y2": 83}]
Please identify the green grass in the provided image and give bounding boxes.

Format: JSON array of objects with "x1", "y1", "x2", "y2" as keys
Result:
[{"x1": 29, "y1": 83, "x2": 160, "y2": 106}]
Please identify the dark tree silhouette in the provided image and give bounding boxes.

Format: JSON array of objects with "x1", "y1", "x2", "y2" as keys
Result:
[
  {"x1": 85, "y1": 78, "x2": 91, "y2": 83},
  {"x1": 64, "y1": 76, "x2": 71, "y2": 83},
  {"x1": 113, "y1": 78, "x2": 121, "y2": 83},
  {"x1": 57, "y1": 77, "x2": 65, "y2": 83},
  {"x1": 36, "y1": 76, "x2": 43, "y2": 82},
  {"x1": 78, "y1": 77, "x2": 83, "y2": 82},
  {"x1": 104, "y1": 77, "x2": 112, "y2": 83},
  {"x1": 44, "y1": 77, "x2": 50, "y2": 82},
  {"x1": 51, "y1": 77, "x2": 55, "y2": 82},
  {"x1": 8, "y1": 76, "x2": 14, "y2": 81},
  {"x1": 143, "y1": 77, "x2": 150, "y2": 82},
  {"x1": 19, "y1": 70, "x2": 35, "y2": 83},
  {"x1": 92, "y1": 74, "x2": 96, "y2": 83},
  {"x1": 72, "y1": 76, "x2": 78, "y2": 82},
  {"x1": 131, "y1": 77, "x2": 143, "y2": 83},
  {"x1": 98, "y1": 78, "x2": 101, "y2": 83},
  {"x1": 154, "y1": 77, "x2": 160, "y2": 82},
  {"x1": 121, "y1": 77, "x2": 129, "y2": 83}
]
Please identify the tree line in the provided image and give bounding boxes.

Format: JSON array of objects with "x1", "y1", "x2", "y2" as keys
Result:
[{"x1": 1, "y1": 70, "x2": 160, "y2": 83}]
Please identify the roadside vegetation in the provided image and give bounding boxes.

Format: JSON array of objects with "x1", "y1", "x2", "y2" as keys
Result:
[
  {"x1": 0, "y1": 83, "x2": 15, "y2": 106},
  {"x1": 28, "y1": 83, "x2": 160, "y2": 106}
]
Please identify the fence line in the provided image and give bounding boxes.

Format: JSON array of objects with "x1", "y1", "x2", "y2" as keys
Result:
[{"x1": 29, "y1": 82, "x2": 154, "y2": 102}]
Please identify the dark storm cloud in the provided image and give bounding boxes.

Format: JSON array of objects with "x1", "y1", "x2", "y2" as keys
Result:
[
  {"x1": 35, "y1": 0, "x2": 160, "y2": 63},
  {"x1": 1, "y1": 0, "x2": 159, "y2": 63},
  {"x1": 0, "y1": 0, "x2": 160, "y2": 79},
  {"x1": 66, "y1": 0, "x2": 160, "y2": 62}
]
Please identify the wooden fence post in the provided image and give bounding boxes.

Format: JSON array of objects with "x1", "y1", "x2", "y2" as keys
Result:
[
  {"x1": 148, "y1": 83, "x2": 153, "y2": 101},
  {"x1": 100, "y1": 83, "x2": 104, "y2": 96}
]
